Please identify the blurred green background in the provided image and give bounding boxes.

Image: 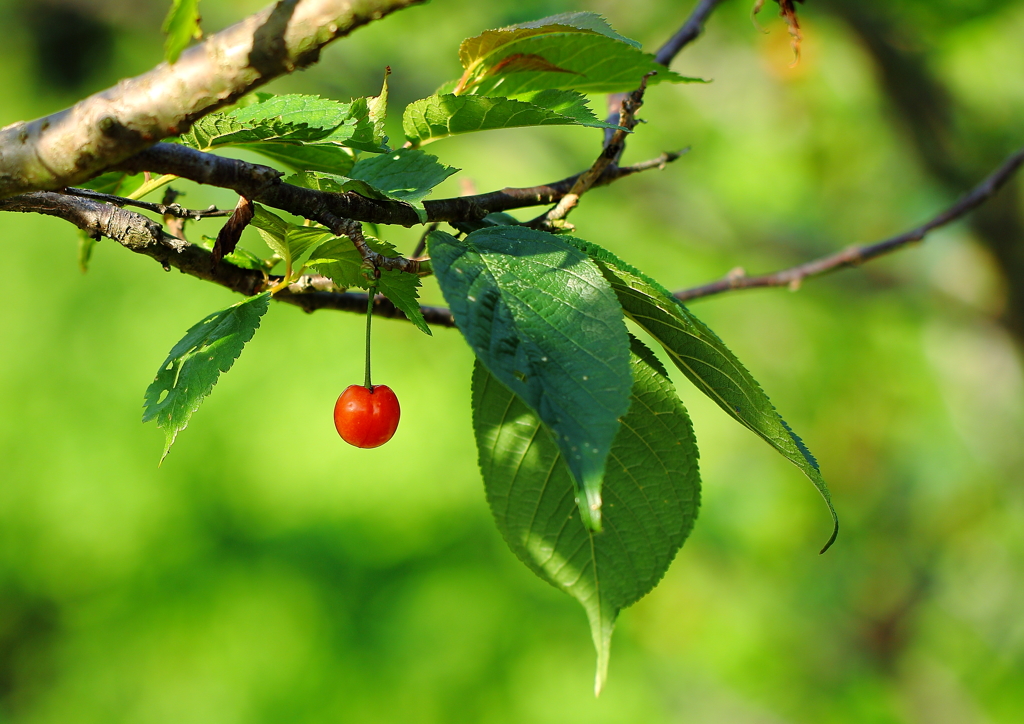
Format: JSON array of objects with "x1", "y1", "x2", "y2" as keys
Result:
[{"x1": 2, "y1": 0, "x2": 1023, "y2": 721}]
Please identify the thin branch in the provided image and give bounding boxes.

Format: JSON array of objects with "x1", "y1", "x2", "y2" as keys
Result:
[
  {"x1": 674, "y1": 146, "x2": 1024, "y2": 302},
  {"x1": 604, "y1": 0, "x2": 726, "y2": 146},
  {"x1": 655, "y1": 0, "x2": 729, "y2": 66},
  {"x1": 316, "y1": 213, "x2": 422, "y2": 274},
  {"x1": 533, "y1": 75, "x2": 653, "y2": 230},
  {"x1": 0, "y1": 0, "x2": 425, "y2": 200},
  {"x1": 62, "y1": 187, "x2": 234, "y2": 219}
]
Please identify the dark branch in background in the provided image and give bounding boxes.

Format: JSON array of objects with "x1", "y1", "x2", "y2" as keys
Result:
[
  {"x1": 0, "y1": 191, "x2": 456, "y2": 326},
  {"x1": 0, "y1": 0, "x2": 425, "y2": 200},
  {"x1": 674, "y1": 147, "x2": 1024, "y2": 302},
  {"x1": 604, "y1": 0, "x2": 726, "y2": 147},
  {"x1": 655, "y1": 0, "x2": 728, "y2": 66},
  {"x1": 821, "y1": 0, "x2": 1024, "y2": 343}
]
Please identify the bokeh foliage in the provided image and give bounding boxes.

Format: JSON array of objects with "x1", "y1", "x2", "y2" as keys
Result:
[{"x1": 1, "y1": 0, "x2": 1022, "y2": 721}]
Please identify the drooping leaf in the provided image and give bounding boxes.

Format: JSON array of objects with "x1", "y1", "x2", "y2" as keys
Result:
[
  {"x1": 162, "y1": 0, "x2": 202, "y2": 64},
  {"x1": 474, "y1": 336, "x2": 700, "y2": 694},
  {"x1": 429, "y1": 226, "x2": 632, "y2": 529},
  {"x1": 402, "y1": 91, "x2": 621, "y2": 147},
  {"x1": 567, "y1": 237, "x2": 839, "y2": 552},
  {"x1": 77, "y1": 230, "x2": 97, "y2": 273},
  {"x1": 453, "y1": 11, "x2": 695, "y2": 96},
  {"x1": 250, "y1": 204, "x2": 289, "y2": 266},
  {"x1": 142, "y1": 292, "x2": 271, "y2": 462},
  {"x1": 305, "y1": 236, "x2": 431, "y2": 335}
]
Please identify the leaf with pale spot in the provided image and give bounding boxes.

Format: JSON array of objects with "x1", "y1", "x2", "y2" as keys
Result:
[
  {"x1": 474, "y1": 336, "x2": 700, "y2": 694},
  {"x1": 429, "y1": 226, "x2": 632, "y2": 529},
  {"x1": 143, "y1": 292, "x2": 271, "y2": 462}
]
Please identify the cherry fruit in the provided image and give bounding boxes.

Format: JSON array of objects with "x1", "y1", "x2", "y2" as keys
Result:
[{"x1": 334, "y1": 384, "x2": 400, "y2": 448}]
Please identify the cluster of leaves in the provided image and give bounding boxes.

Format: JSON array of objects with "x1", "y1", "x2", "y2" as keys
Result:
[{"x1": 138, "y1": 10, "x2": 835, "y2": 693}]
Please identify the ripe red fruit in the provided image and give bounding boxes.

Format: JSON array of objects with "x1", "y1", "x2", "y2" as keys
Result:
[{"x1": 334, "y1": 384, "x2": 400, "y2": 448}]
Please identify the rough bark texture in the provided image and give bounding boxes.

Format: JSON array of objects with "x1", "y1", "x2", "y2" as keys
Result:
[{"x1": 0, "y1": 0, "x2": 424, "y2": 200}]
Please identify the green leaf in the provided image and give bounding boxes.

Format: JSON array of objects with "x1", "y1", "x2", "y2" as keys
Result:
[
  {"x1": 402, "y1": 91, "x2": 621, "y2": 147},
  {"x1": 474, "y1": 336, "x2": 700, "y2": 695},
  {"x1": 349, "y1": 148, "x2": 459, "y2": 203},
  {"x1": 162, "y1": 0, "x2": 202, "y2": 64},
  {"x1": 77, "y1": 172, "x2": 146, "y2": 197},
  {"x1": 179, "y1": 91, "x2": 388, "y2": 163},
  {"x1": 567, "y1": 238, "x2": 839, "y2": 552},
  {"x1": 242, "y1": 142, "x2": 356, "y2": 176},
  {"x1": 429, "y1": 226, "x2": 632, "y2": 529},
  {"x1": 142, "y1": 292, "x2": 271, "y2": 462},
  {"x1": 454, "y1": 11, "x2": 695, "y2": 96},
  {"x1": 77, "y1": 230, "x2": 97, "y2": 273},
  {"x1": 305, "y1": 236, "x2": 431, "y2": 335}
]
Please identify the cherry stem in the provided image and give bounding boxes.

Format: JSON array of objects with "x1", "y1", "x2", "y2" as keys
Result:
[{"x1": 364, "y1": 286, "x2": 376, "y2": 389}]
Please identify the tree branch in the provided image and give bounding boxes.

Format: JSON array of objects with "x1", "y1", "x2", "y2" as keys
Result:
[
  {"x1": 0, "y1": 0, "x2": 425, "y2": 200},
  {"x1": 62, "y1": 187, "x2": 234, "y2": 220},
  {"x1": 674, "y1": 146, "x2": 1024, "y2": 302},
  {"x1": 655, "y1": 0, "x2": 729, "y2": 66},
  {"x1": 0, "y1": 191, "x2": 456, "y2": 326},
  {"x1": 114, "y1": 142, "x2": 685, "y2": 225},
  {"x1": 534, "y1": 75, "x2": 653, "y2": 230}
]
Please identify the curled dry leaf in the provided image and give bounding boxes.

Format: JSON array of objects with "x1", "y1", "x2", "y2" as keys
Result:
[
  {"x1": 754, "y1": 0, "x2": 804, "y2": 63},
  {"x1": 212, "y1": 196, "x2": 254, "y2": 267}
]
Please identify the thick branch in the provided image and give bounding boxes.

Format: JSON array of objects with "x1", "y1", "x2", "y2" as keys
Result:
[
  {"x1": 674, "y1": 146, "x2": 1024, "y2": 302},
  {"x1": 0, "y1": 191, "x2": 456, "y2": 326},
  {"x1": 0, "y1": 0, "x2": 424, "y2": 200},
  {"x1": 117, "y1": 143, "x2": 685, "y2": 225}
]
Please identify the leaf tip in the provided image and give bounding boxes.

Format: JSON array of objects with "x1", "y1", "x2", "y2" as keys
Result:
[{"x1": 819, "y1": 516, "x2": 839, "y2": 555}]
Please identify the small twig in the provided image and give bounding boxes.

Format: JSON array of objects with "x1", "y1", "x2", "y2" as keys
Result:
[
  {"x1": 603, "y1": 0, "x2": 725, "y2": 147},
  {"x1": 412, "y1": 221, "x2": 439, "y2": 258},
  {"x1": 62, "y1": 186, "x2": 234, "y2": 220},
  {"x1": 674, "y1": 146, "x2": 1024, "y2": 302},
  {"x1": 161, "y1": 187, "x2": 187, "y2": 240},
  {"x1": 656, "y1": 0, "x2": 728, "y2": 67},
  {"x1": 316, "y1": 212, "x2": 422, "y2": 275},
  {"x1": 532, "y1": 75, "x2": 654, "y2": 230}
]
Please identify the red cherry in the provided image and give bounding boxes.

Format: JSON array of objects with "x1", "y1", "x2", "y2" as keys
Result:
[{"x1": 334, "y1": 384, "x2": 401, "y2": 448}]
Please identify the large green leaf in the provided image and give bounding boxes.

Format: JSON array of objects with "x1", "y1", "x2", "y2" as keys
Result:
[
  {"x1": 454, "y1": 11, "x2": 693, "y2": 96},
  {"x1": 474, "y1": 336, "x2": 700, "y2": 694},
  {"x1": 162, "y1": 0, "x2": 201, "y2": 64},
  {"x1": 567, "y1": 238, "x2": 839, "y2": 552},
  {"x1": 402, "y1": 90, "x2": 620, "y2": 146},
  {"x1": 143, "y1": 292, "x2": 271, "y2": 462},
  {"x1": 429, "y1": 227, "x2": 632, "y2": 529}
]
